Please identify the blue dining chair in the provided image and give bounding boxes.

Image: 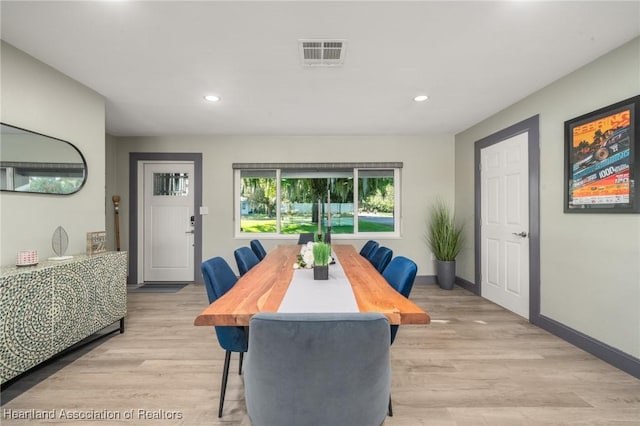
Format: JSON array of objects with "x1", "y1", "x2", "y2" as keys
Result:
[
  {"x1": 382, "y1": 256, "x2": 418, "y2": 344},
  {"x1": 201, "y1": 257, "x2": 249, "y2": 418},
  {"x1": 359, "y1": 240, "x2": 379, "y2": 259},
  {"x1": 369, "y1": 246, "x2": 393, "y2": 273},
  {"x1": 381, "y1": 255, "x2": 418, "y2": 416},
  {"x1": 250, "y1": 239, "x2": 267, "y2": 261},
  {"x1": 234, "y1": 246, "x2": 260, "y2": 276},
  {"x1": 297, "y1": 232, "x2": 315, "y2": 244},
  {"x1": 244, "y1": 312, "x2": 391, "y2": 426}
]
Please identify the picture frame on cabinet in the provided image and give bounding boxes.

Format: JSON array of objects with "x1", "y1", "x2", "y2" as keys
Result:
[{"x1": 86, "y1": 231, "x2": 107, "y2": 255}]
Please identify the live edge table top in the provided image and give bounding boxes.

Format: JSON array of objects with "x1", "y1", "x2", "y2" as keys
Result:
[{"x1": 194, "y1": 244, "x2": 430, "y2": 327}]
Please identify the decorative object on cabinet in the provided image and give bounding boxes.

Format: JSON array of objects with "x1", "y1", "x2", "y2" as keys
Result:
[
  {"x1": 49, "y1": 225, "x2": 73, "y2": 261},
  {"x1": 15, "y1": 250, "x2": 38, "y2": 266},
  {"x1": 0, "y1": 251, "x2": 127, "y2": 386},
  {"x1": 86, "y1": 231, "x2": 107, "y2": 255},
  {"x1": 112, "y1": 195, "x2": 121, "y2": 251}
]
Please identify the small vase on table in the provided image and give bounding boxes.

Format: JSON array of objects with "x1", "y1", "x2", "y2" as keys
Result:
[{"x1": 312, "y1": 242, "x2": 331, "y2": 281}]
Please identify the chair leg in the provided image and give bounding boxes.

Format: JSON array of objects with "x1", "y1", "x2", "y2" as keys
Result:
[
  {"x1": 218, "y1": 351, "x2": 232, "y2": 418},
  {"x1": 239, "y1": 351, "x2": 244, "y2": 375},
  {"x1": 388, "y1": 394, "x2": 393, "y2": 417}
]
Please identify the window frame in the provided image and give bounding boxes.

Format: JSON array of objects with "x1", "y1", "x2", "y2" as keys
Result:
[{"x1": 234, "y1": 163, "x2": 402, "y2": 239}]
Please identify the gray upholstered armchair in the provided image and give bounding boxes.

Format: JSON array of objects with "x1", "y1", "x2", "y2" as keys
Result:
[{"x1": 244, "y1": 312, "x2": 391, "y2": 426}]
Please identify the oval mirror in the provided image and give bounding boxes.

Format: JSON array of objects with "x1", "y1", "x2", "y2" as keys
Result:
[{"x1": 0, "y1": 123, "x2": 87, "y2": 195}]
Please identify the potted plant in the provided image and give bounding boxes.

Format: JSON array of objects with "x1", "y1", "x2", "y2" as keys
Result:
[
  {"x1": 426, "y1": 200, "x2": 464, "y2": 290},
  {"x1": 312, "y1": 242, "x2": 331, "y2": 280}
]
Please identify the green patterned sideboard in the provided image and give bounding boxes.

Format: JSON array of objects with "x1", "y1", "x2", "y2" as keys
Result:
[{"x1": 0, "y1": 251, "x2": 127, "y2": 384}]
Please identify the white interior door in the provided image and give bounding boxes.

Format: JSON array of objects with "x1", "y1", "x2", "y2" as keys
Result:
[
  {"x1": 143, "y1": 162, "x2": 195, "y2": 282},
  {"x1": 480, "y1": 133, "x2": 530, "y2": 319}
]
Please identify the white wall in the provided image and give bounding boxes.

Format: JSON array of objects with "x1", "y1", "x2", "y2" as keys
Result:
[
  {"x1": 0, "y1": 42, "x2": 106, "y2": 265},
  {"x1": 108, "y1": 135, "x2": 455, "y2": 277},
  {"x1": 1, "y1": 134, "x2": 81, "y2": 163},
  {"x1": 455, "y1": 37, "x2": 640, "y2": 358}
]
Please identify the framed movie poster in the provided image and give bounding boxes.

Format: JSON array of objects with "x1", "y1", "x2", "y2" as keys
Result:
[{"x1": 565, "y1": 95, "x2": 640, "y2": 213}]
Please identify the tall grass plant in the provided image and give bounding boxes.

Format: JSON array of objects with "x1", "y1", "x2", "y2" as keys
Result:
[
  {"x1": 426, "y1": 200, "x2": 464, "y2": 261},
  {"x1": 312, "y1": 242, "x2": 331, "y2": 266}
]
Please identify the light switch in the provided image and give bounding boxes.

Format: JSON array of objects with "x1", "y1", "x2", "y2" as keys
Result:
[{"x1": 199, "y1": 206, "x2": 209, "y2": 215}]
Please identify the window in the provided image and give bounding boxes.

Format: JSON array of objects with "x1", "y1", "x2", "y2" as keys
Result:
[
  {"x1": 153, "y1": 173, "x2": 189, "y2": 196},
  {"x1": 240, "y1": 170, "x2": 277, "y2": 233},
  {"x1": 280, "y1": 169, "x2": 354, "y2": 235},
  {"x1": 235, "y1": 163, "x2": 401, "y2": 237},
  {"x1": 357, "y1": 169, "x2": 395, "y2": 233}
]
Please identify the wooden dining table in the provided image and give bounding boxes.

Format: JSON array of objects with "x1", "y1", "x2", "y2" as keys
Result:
[{"x1": 194, "y1": 244, "x2": 430, "y2": 326}]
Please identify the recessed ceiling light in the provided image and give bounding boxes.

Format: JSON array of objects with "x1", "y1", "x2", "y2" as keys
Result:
[
  {"x1": 414, "y1": 95, "x2": 429, "y2": 102},
  {"x1": 204, "y1": 95, "x2": 221, "y2": 102}
]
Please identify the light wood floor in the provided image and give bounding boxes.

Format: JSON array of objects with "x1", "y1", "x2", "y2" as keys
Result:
[{"x1": 2, "y1": 284, "x2": 639, "y2": 425}]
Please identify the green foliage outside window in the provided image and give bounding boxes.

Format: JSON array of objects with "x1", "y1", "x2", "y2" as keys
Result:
[
  {"x1": 26, "y1": 177, "x2": 83, "y2": 194},
  {"x1": 239, "y1": 169, "x2": 396, "y2": 235}
]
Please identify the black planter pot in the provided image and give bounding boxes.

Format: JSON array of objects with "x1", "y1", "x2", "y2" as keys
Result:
[
  {"x1": 313, "y1": 265, "x2": 329, "y2": 280},
  {"x1": 436, "y1": 260, "x2": 456, "y2": 290}
]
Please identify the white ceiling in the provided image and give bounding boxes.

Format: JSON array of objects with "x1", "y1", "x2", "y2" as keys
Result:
[{"x1": 1, "y1": 1, "x2": 639, "y2": 137}]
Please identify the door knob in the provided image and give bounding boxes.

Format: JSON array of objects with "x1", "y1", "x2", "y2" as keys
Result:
[{"x1": 512, "y1": 231, "x2": 527, "y2": 238}]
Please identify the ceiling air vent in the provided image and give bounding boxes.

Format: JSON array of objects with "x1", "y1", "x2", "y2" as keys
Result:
[{"x1": 299, "y1": 39, "x2": 346, "y2": 67}]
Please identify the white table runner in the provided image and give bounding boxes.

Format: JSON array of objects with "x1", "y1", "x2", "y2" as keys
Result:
[{"x1": 277, "y1": 257, "x2": 359, "y2": 313}]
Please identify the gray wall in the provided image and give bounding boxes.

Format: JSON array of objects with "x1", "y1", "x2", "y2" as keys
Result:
[
  {"x1": 107, "y1": 135, "x2": 455, "y2": 277},
  {"x1": 0, "y1": 42, "x2": 106, "y2": 265},
  {"x1": 455, "y1": 37, "x2": 640, "y2": 358}
]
